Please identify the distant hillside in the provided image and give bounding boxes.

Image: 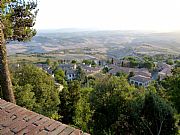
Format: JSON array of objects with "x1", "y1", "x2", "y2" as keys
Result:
[{"x1": 7, "y1": 30, "x2": 180, "y2": 56}]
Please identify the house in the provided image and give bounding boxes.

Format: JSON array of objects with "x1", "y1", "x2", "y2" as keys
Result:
[
  {"x1": 66, "y1": 69, "x2": 76, "y2": 81},
  {"x1": 129, "y1": 75, "x2": 152, "y2": 87},
  {"x1": 58, "y1": 64, "x2": 77, "y2": 70},
  {"x1": 36, "y1": 64, "x2": 54, "y2": 77},
  {"x1": 158, "y1": 68, "x2": 172, "y2": 81},
  {"x1": 58, "y1": 64, "x2": 77, "y2": 81},
  {"x1": 134, "y1": 71, "x2": 151, "y2": 78},
  {"x1": 156, "y1": 63, "x2": 172, "y2": 71},
  {"x1": 82, "y1": 66, "x2": 101, "y2": 75},
  {"x1": 109, "y1": 67, "x2": 150, "y2": 76},
  {"x1": 156, "y1": 62, "x2": 172, "y2": 81}
]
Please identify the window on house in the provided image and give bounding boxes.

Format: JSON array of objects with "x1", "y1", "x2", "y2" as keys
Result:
[{"x1": 135, "y1": 82, "x2": 138, "y2": 86}]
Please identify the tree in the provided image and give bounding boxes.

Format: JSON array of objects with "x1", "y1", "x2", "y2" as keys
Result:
[
  {"x1": 14, "y1": 84, "x2": 35, "y2": 110},
  {"x1": 98, "y1": 60, "x2": 101, "y2": 66},
  {"x1": 139, "y1": 92, "x2": 177, "y2": 135},
  {"x1": 143, "y1": 60, "x2": 154, "y2": 70},
  {"x1": 71, "y1": 60, "x2": 77, "y2": 64},
  {"x1": 73, "y1": 87, "x2": 93, "y2": 132},
  {"x1": 91, "y1": 60, "x2": 96, "y2": 67},
  {"x1": 161, "y1": 67, "x2": 180, "y2": 113},
  {"x1": 12, "y1": 64, "x2": 60, "y2": 117},
  {"x1": 111, "y1": 58, "x2": 114, "y2": 64},
  {"x1": 116, "y1": 71, "x2": 127, "y2": 78},
  {"x1": 76, "y1": 66, "x2": 86, "y2": 83},
  {"x1": 0, "y1": 0, "x2": 38, "y2": 103},
  {"x1": 90, "y1": 75, "x2": 137, "y2": 134},
  {"x1": 166, "y1": 59, "x2": 174, "y2": 65},
  {"x1": 113, "y1": 92, "x2": 178, "y2": 135},
  {"x1": 59, "y1": 80, "x2": 81, "y2": 124},
  {"x1": 52, "y1": 61, "x2": 58, "y2": 71},
  {"x1": 102, "y1": 67, "x2": 109, "y2": 74},
  {"x1": 82, "y1": 59, "x2": 91, "y2": 65},
  {"x1": 46, "y1": 58, "x2": 51, "y2": 65},
  {"x1": 128, "y1": 71, "x2": 135, "y2": 80},
  {"x1": 124, "y1": 56, "x2": 139, "y2": 68},
  {"x1": 54, "y1": 68, "x2": 67, "y2": 86},
  {"x1": 175, "y1": 60, "x2": 180, "y2": 67}
]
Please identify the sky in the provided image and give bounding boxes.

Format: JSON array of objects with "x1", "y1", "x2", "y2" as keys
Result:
[{"x1": 35, "y1": 0, "x2": 180, "y2": 32}]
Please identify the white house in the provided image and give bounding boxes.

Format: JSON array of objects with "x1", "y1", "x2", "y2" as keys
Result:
[
  {"x1": 66, "y1": 69, "x2": 76, "y2": 81},
  {"x1": 130, "y1": 75, "x2": 152, "y2": 87}
]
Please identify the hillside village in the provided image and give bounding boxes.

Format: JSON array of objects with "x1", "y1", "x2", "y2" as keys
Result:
[
  {"x1": 31, "y1": 56, "x2": 176, "y2": 88},
  {"x1": 1, "y1": 0, "x2": 180, "y2": 134}
]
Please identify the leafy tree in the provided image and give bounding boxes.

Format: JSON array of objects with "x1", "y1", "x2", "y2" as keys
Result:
[
  {"x1": 90, "y1": 75, "x2": 137, "y2": 134},
  {"x1": 59, "y1": 80, "x2": 81, "y2": 124},
  {"x1": 175, "y1": 60, "x2": 180, "y2": 67},
  {"x1": 102, "y1": 67, "x2": 109, "y2": 74},
  {"x1": 143, "y1": 60, "x2": 154, "y2": 70},
  {"x1": 130, "y1": 60, "x2": 139, "y2": 68},
  {"x1": 86, "y1": 76, "x2": 96, "y2": 88},
  {"x1": 91, "y1": 60, "x2": 96, "y2": 67},
  {"x1": 82, "y1": 59, "x2": 91, "y2": 65},
  {"x1": 0, "y1": 0, "x2": 38, "y2": 103},
  {"x1": 116, "y1": 71, "x2": 128, "y2": 78},
  {"x1": 46, "y1": 58, "x2": 51, "y2": 66},
  {"x1": 73, "y1": 87, "x2": 93, "y2": 132},
  {"x1": 12, "y1": 64, "x2": 60, "y2": 117},
  {"x1": 14, "y1": 84, "x2": 35, "y2": 110},
  {"x1": 166, "y1": 59, "x2": 174, "y2": 65},
  {"x1": 140, "y1": 92, "x2": 177, "y2": 135},
  {"x1": 113, "y1": 92, "x2": 178, "y2": 135},
  {"x1": 161, "y1": 67, "x2": 180, "y2": 113},
  {"x1": 128, "y1": 71, "x2": 135, "y2": 80},
  {"x1": 124, "y1": 56, "x2": 139, "y2": 68},
  {"x1": 54, "y1": 68, "x2": 67, "y2": 86},
  {"x1": 71, "y1": 60, "x2": 77, "y2": 64},
  {"x1": 52, "y1": 61, "x2": 58, "y2": 71},
  {"x1": 76, "y1": 66, "x2": 86, "y2": 83}
]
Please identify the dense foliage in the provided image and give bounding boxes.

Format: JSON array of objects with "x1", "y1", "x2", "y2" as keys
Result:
[
  {"x1": 5, "y1": 63, "x2": 179, "y2": 134},
  {"x1": 12, "y1": 64, "x2": 60, "y2": 117},
  {"x1": 161, "y1": 68, "x2": 180, "y2": 113},
  {"x1": 1, "y1": 0, "x2": 38, "y2": 41}
]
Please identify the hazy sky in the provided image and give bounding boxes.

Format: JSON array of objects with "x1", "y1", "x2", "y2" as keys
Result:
[{"x1": 35, "y1": 0, "x2": 180, "y2": 32}]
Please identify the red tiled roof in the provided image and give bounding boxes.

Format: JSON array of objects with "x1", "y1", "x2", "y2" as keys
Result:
[{"x1": 0, "y1": 99, "x2": 90, "y2": 135}]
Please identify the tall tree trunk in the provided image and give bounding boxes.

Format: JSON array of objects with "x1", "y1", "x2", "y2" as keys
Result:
[{"x1": 0, "y1": 23, "x2": 16, "y2": 103}]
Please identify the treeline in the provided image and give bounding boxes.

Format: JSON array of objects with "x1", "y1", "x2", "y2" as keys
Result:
[{"x1": 1, "y1": 64, "x2": 179, "y2": 134}]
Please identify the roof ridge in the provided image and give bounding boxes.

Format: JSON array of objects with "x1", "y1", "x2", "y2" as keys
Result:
[{"x1": 0, "y1": 98, "x2": 90, "y2": 135}]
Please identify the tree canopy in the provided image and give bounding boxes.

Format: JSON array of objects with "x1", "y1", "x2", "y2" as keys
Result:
[
  {"x1": 1, "y1": 0, "x2": 38, "y2": 41},
  {"x1": 12, "y1": 64, "x2": 60, "y2": 117}
]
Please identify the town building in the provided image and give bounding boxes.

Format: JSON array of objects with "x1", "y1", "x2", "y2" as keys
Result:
[
  {"x1": 58, "y1": 64, "x2": 77, "y2": 81},
  {"x1": 66, "y1": 69, "x2": 76, "y2": 81},
  {"x1": 109, "y1": 66, "x2": 151, "y2": 77},
  {"x1": 158, "y1": 68, "x2": 172, "y2": 81},
  {"x1": 157, "y1": 62, "x2": 172, "y2": 81},
  {"x1": 82, "y1": 66, "x2": 101, "y2": 75},
  {"x1": 129, "y1": 75, "x2": 152, "y2": 87}
]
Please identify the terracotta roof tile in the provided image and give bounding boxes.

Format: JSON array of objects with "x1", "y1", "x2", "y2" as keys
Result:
[{"x1": 0, "y1": 98, "x2": 90, "y2": 135}]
